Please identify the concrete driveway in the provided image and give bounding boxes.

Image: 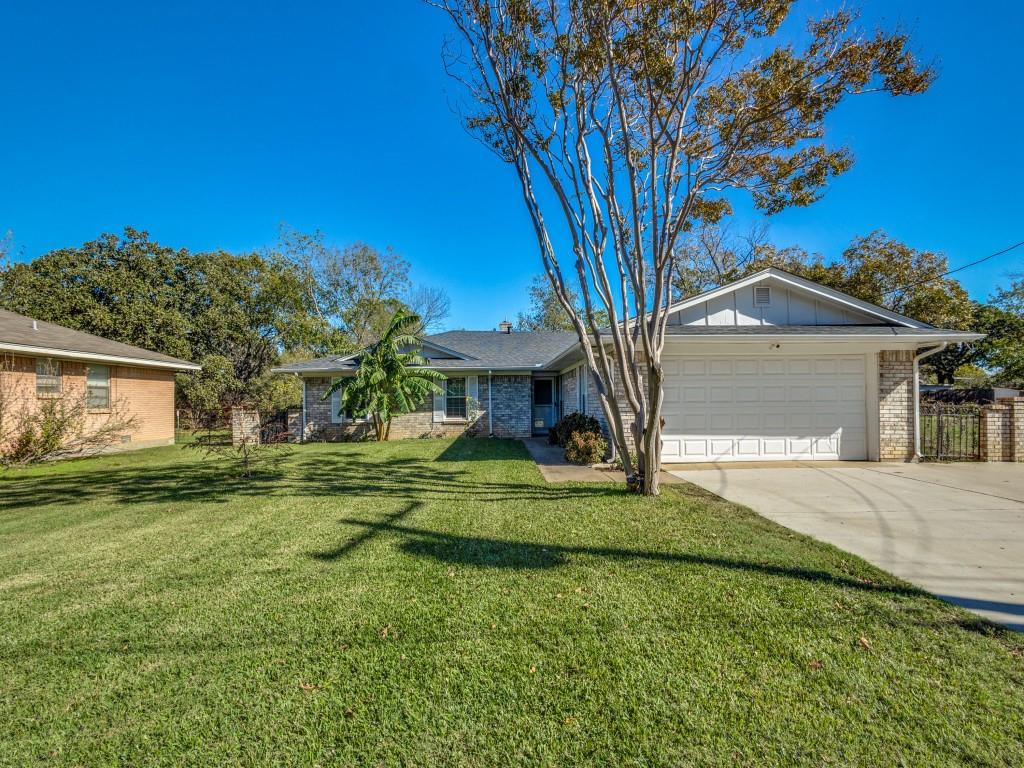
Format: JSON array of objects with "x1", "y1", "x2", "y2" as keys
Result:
[{"x1": 669, "y1": 462, "x2": 1024, "y2": 630}]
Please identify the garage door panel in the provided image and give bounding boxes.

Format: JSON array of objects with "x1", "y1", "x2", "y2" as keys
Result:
[
  {"x1": 683, "y1": 387, "x2": 706, "y2": 402},
  {"x1": 682, "y1": 360, "x2": 705, "y2": 375},
  {"x1": 661, "y1": 354, "x2": 867, "y2": 463}
]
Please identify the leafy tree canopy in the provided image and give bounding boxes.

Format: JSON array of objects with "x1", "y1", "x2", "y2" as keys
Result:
[
  {"x1": 976, "y1": 281, "x2": 1024, "y2": 387},
  {"x1": 273, "y1": 226, "x2": 449, "y2": 348}
]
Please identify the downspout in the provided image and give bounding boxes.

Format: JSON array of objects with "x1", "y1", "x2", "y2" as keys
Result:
[
  {"x1": 913, "y1": 343, "x2": 947, "y2": 460},
  {"x1": 488, "y1": 370, "x2": 493, "y2": 437},
  {"x1": 300, "y1": 376, "x2": 307, "y2": 444}
]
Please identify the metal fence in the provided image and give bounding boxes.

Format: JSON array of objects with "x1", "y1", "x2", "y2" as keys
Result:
[{"x1": 919, "y1": 403, "x2": 981, "y2": 461}]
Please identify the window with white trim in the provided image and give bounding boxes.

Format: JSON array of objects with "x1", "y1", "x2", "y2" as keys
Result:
[
  {"x1": 445, "y1": 377, "x2": 467, "y2": 419},
  {"x1": 86, "y1": 364, "x2": 110, "y2": 410},
  {"x1": 36, "y1": 358, "x2": 62, "y2": 396},
  {"x1": 330, "y1": 378, "x2": 343, "y2": 424}
]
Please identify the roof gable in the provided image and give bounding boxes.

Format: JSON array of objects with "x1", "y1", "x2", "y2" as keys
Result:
[{"x1": 665, "y1": 268, "x2": 931, "y2": 329}]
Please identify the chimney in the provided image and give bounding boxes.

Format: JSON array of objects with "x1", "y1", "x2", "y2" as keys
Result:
[{"x1": 498, "y1": 320, "x2": 512, "y2": 334}]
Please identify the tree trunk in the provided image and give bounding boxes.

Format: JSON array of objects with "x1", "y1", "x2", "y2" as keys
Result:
[{"x1": 642, "y1": 360, "x2": 664, "y2": 495}]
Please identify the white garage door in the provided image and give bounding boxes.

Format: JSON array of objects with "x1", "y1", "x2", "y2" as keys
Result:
[{"x1": 661, "y1": 354, "x2": 867, "y2": 462}]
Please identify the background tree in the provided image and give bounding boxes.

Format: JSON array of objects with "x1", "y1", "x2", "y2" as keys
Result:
[
  {"x1": 0, "y1": 227, "x2": 191, "y2": 357},
  {"x1": 0, "y1": 228, "x2": 332, "y2": 420},
  {"x1": 326, "y1": 310, "x2": 446, "y2": 441},
  {"x1": 274, "y1": 225, "x2": 450, "y2": 347},
  {"x1": 435, "y1": 0, "x2": 932, "y2": 494},
  {"x1": 517, "y1": 273, "x2": 610, "y2": 331},
  {"x1": 974, "y1": 281, "x2": 1024, "y2": 387},
  {"x1": 517, "y1": 274, "x2": 579, "y2": 331}
]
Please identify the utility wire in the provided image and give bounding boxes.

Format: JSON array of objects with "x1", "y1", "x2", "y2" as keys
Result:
[{"x1": 883, "y1": 239, "x2": 1024, "y2": 294}]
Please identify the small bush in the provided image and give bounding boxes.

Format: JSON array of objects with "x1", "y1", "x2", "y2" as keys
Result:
[
  {"x1": 564, "y1": 430, "x2": 607, "y2": 465},
  {"x1": 548, "y1": 412, "x2": 602, "y2": 447}
]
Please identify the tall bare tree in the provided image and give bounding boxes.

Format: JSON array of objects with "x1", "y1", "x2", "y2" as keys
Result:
[
  {"x1": 433, "y1": 0, "x2": 932, "y2": 494},
  {"x1": 275, "y1": 225, "x2": 450, "y2": 347}
]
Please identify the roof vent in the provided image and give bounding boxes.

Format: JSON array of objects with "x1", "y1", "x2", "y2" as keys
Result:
[
  {"x1": 32, "y1": 319, "x2": 38, "y2": 331},
  {"x1": 498, "y1": 320, "x2": 512, "y2": 334},
  {"x1": 753, "y1": 285, "x2": 772, "y2": 306}
]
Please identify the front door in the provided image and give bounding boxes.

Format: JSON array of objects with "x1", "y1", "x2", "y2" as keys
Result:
[{"x1": 532, "y1": 378, "x2": 557, "y2": 435}]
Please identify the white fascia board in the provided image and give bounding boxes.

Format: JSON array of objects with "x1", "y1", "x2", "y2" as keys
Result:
[
  {"x1": 661, "y1": 332, "x2": 983, "y2": 343},
  {"x1": 663, "y1": 268, "x2": 930, "y2": 328},
  {"x1": 0, "y1": 342, "x2": 201, "y2": 371}
]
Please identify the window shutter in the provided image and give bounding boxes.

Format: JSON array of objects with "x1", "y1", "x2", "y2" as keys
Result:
[
  {"x1": 330, "y1": 379, "x2": 344, "y2": 424},
  {"x1": 433, "y1": 388, "x2": 445, "y2": 423},
  {"x1": 467, "y1": 375, "x2": 479, "y2": 415}
]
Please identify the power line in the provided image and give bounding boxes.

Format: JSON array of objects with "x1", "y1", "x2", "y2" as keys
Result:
[{"x1": 884, "y1": 239, "x2": 1024, "y2": 294}]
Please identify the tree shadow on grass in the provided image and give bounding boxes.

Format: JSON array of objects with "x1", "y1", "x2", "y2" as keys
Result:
[
  {"x1": 0, "y1": 461, "x2": 288, "y2": 512},
  {"x1": 0, "y1": 439, "x2": 615, "y2": 513},
  {"x1": 313, "y1": 514, "x2": 925, "y2": 598}
]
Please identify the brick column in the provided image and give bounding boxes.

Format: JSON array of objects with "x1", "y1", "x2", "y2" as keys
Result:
[
  {"x1": 230, "y1": 407, "x2": 261, "y2": 446},
  {"x1": 980, "y1": 397, "x2": 1024, "y2": 462},
  {"x1": 286, "y1": 408, "x2": 302, "y2": 443},
  {"x1": 878, "y1": 351, "x2": 915, "y2": 461}
]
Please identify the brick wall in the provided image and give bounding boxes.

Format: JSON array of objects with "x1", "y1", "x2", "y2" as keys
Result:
[
  {"x1": 878, "y1": 350, "x2": 914, "y2": 461},
  {"x1": 559, "y1": 367, "x2": 578, "y2": 419},
  {"x1": 1, "y1": 354, "x2": 177, "y2": 453},
  {"x1": 112, "y1": 364, "x2": 176, "y2": 445},
  {"x1": 299, "y1": 374, "x2": 532, "y2": 441}
]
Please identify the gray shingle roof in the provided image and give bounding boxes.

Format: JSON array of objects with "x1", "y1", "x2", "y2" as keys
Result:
[
  {"x1": 424, "y1": 330, "x2": 578, "y2": 369},
  {"x1": 0, "y1": 308, "x2": 199, "y2": 370},
  {"x1": 272, "y1": 330, "x2": 580, "y2": 374}
]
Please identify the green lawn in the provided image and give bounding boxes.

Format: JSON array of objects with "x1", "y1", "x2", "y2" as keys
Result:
[{"x1": 1, "y1": 439, "x2": 1022, "y2": 766}]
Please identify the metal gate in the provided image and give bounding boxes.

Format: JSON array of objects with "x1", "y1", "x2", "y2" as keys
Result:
[{"x1": 919, "y1": 403, "x2": 981, "y2": 461}]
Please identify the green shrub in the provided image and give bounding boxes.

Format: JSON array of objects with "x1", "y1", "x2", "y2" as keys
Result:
[
  {"x1": 548, "y1": 412, "x2": 601, "y2": 447},
  {"x1": 564, "y1": 430, "x2": 607, "y2": 465}
]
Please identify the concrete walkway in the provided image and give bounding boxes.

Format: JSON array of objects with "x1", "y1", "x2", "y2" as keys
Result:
[
  {"x1": 521, "y1": 438, "x2": 684, "y2": 486},
  {"x1": 521, "y1": 438, "x2": 623, "y2": 482},
  {"x1": 669, "y1": 462, "x2": 1024, "y2": 630}
]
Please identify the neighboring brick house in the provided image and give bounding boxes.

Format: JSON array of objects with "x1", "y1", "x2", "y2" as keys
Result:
[
  {"x1": 275, "y1": 268, "x2": 981, "y2": 463},
  {"x1": 0, "y1": 309, "x2": 199, "y2": 453}
]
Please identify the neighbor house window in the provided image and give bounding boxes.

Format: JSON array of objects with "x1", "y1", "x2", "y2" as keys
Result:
[
  {"x1": 445, "y1": 377, "x2": 467, "y2": 419},
  {"x1": 36, "y1": 358, "x2": 62, "y2": 396},
  {"x1": 86, "y1": 365, "x2": 110, "y2": 410}
]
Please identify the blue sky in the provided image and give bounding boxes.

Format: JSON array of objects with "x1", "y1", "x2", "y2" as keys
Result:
[{"x1": 1, "y1": 1, "x2": 1021, "y2": 330}]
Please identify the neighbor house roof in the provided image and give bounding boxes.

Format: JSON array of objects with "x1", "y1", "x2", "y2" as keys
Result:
[
  {"x1": 272, "y1": 330, "x2": 579, "y2": 374},
  {"x1": 0, "y1": 308, "x2": 200, "y2": 371}
]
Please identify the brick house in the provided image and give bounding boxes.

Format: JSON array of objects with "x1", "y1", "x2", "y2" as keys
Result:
[
  {"x1": 275, "y1": 268, "x2": 981, "y2": 463},
  {"x1": 0, "y1": 309, "x2": 199, "y2": 453}
]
